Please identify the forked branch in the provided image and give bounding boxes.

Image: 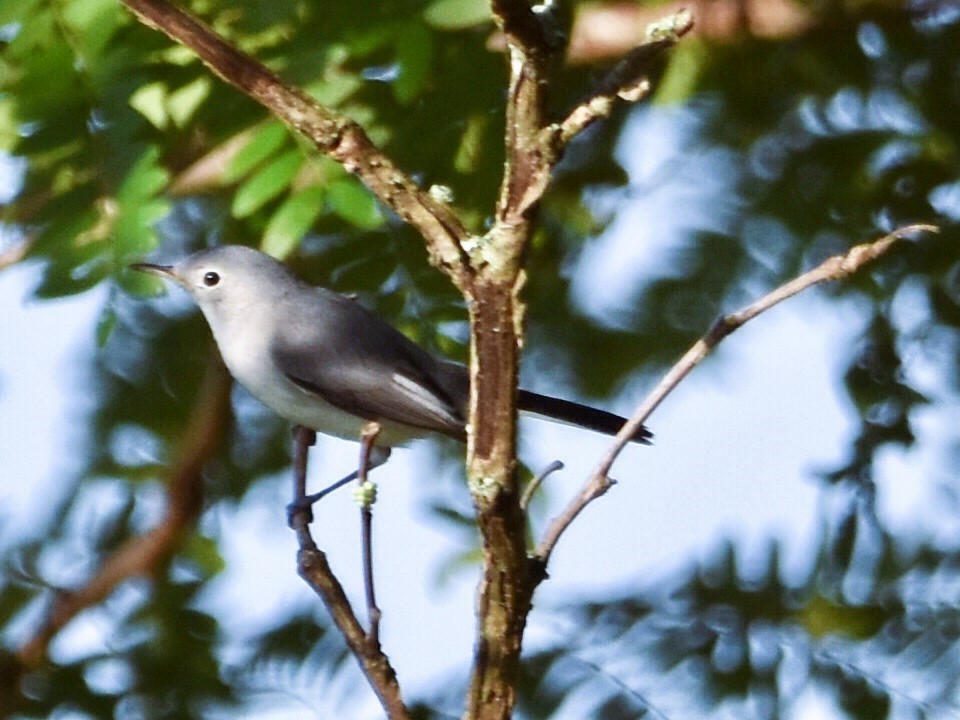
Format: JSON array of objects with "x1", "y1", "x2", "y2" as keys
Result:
[{"x1": 535, "y1": 223, "x2": 939, "y2": 564}]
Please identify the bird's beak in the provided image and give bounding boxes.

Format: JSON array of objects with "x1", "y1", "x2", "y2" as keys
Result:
[{"x1": 130, "y1": 262, "x2": 182, "y2": 285}]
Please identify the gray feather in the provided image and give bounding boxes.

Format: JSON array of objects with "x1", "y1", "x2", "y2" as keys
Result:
[{"x1": 271, "y1": 287, "x2": 469, "y2": 439}]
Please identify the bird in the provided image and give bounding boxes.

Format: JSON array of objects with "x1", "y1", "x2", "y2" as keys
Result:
[{"x1": 132, "y1": 245, "x2": 650, "y2": 499}]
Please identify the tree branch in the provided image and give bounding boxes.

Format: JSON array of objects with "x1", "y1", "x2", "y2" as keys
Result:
[
  {"x1": 520, "y1": 460, "x2": 565, "y2": 511},
  {"x1": 534, "y1": 223, "x2": 939, "y2": 565},
  {"x1": 466, "y1": 8, "x2": 693, "y2": 718},
  {"x1": 463, "y1": 4, "x2": 560, "y2": 717},
  {"x1": 118, "y1": 0, "x2": 473, "y2": 289},
  {"x1": 552, "y1": 10, "x2": 693, "y2": 149},
  {"x1": 16, "y1": 355, "x2": 232, "y2": 669},
  {"x1": 111, "y1": 4, "x2": 690, "y2": 719},
  {"x1": 287, "y1": 427, "x2": 409, "y2": 720}
]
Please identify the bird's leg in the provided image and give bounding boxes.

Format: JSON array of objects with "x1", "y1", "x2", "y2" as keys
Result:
[
  {"x1": 355, "y1": 421, "x2": 382, "y2": 646},
  {"x1": 288, "y1": 425, "x2": 318, "y2": 534},
  {"x1": 285, "y1": 444, "x2": 392, "y2": 526}
]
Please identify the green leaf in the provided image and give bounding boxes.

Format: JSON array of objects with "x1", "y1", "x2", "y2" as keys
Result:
[
  {"x1": 129, "y1": 82, "x2": 169, "y2": 130},
  {"x1": 423, "y1": 0, "x2": 491, "y2": 30},
  {"x1": 61, "y1": 0, "x2": 119, "y2": 58},
  {"x1": 653, "y1": 39, "x2": 706, "y2": 105},
  {"x1": 95, "y1": 306, "x2": 117, "y2": 346},
  {"x1": 0, "y1": 0, "x2": 42, "y2": 25},
  {"x1": 223, "y1": 122, "x2": 291, "y2": 184},
  {"x1": 261, "y1": 185, "x2": 325, "y2": 259},
  {"x1": 15, "y1": 39, "x2": 77, "y2": 117},
  {"x1": 796, "y1": 595, "x2": 886, "y2": 640},
  {"x1": 393, "y1": 23, "x2": 433, "y2": 104},
  {"x1": 327, "y1": 178, "x2": 383, "y2": 229},
  {"x1": 35, "y1": 248, "x2": 111, "y2": 298},
  {"x1": 0, "y1": 99, "x2": 17, "y2": 150},
  {"x1": 167, "y1": 76, "x2": 212, "y2": 128},
  {"x1": 30, "y1": 207, "x2": 99, "y2": 256},
  {"x1": 306, "y1": 70, "x2": 364, "y2": 107},
  {"x1": 117, "y1": 147, "x2": 169, "y2": 203},
  {"x1": 231, "y1": 149, "x2": 302, "y2": 218},
  {"x1": 181, "y1": 533, "x2": 226, "y2": 578},
  {"x1": 118, "y1": 264, "x2": 167, "y2": 297},
  {"x1": 454, "y1": 113, "x2": 488, "y2": 174},
  {"x1": 61, "y1": 0, "x2": 113, "y2": 33}
]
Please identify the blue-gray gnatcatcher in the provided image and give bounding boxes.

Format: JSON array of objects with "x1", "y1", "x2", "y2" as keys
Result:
[{"x1": 132, "y1": 246, "x2": 650, "y2": 492}]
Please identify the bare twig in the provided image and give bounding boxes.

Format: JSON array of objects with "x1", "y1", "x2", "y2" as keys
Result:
[
  {"x1": 520, "y1": 460, "x2": 565, "y2": 512},
  {"x1": 357, "y1": 421, "x2": 383, "y2": 646},
  {"x1": 118, "y1": 0, "x2": 473, "y2": 289},
  {"x1": 534, "y1": 223, "x2": 939, "y2": 564},
  {"x1": 572, "y1": 655, "x2": 671, "y2": 720},
  {"x1": 288, "y1": 426, "x2": 410, "y2": 720},
  {"x1": 17, "y1": 355, "x2": 232, "y2": 669},
  {"x1": 552, "y1": 10, "x2": 693, "y2": 149}
]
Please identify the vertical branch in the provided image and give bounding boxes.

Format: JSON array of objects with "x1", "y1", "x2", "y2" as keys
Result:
[
  {"x1": 465, "y1": 282, "x2": 533, "y2": 720},
  {"x1": 464, "y1": 10, "x2": 690, "y2": 714},
  {"x1": 464, "y1": 3, "x2": 560, "y2": 718}
]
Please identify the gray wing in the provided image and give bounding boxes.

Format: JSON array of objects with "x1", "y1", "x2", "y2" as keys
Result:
[{"x1": 271, "y1": 289, "x2": 469, "y2": 440}]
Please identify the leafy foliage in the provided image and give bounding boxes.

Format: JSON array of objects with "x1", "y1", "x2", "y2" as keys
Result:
[{"x1": 513, "y1": 531, "x2": 960, "y2": 720}]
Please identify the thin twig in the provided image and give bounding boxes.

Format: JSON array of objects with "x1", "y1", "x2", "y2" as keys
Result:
[
  {"x1": 489, "y1": 0, "x2": 554, "y2": 227},
  {"x1": 534, "y1": 223, "x2": 938, "y2": 564},
  {"x1": 288, "y1": 426, "x2": 410, "y2": 720},
  {"x1": 571, "y1": 655, "x2": 672, "y2": 720},
  {"x1": 358, "y1": 421, "x2": 383, "y2": 646},
  {"x1": 553, "y1": 10, "x2": 693, "y2": 149},
  {"x1": 520, "y1": 460, "x2": 565, "y2": 512},
  {"x1": 814, "y1": 647, "x2": 960, "y2": 720}
]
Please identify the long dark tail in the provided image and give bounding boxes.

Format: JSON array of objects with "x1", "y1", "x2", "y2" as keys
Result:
[{"x1": 518, "y1": 390, "x2": 652, "y2": 444}]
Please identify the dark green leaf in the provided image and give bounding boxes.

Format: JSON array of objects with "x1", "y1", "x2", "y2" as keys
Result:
[
  {"x1": 393, "y1": 23, "x2": 433, "y2": 104},
  {"x1": 223, "y1": 121, "x2": 292, "y2": 183},
  {"x1": 231, "y1": 148, "x2": 303, "y2": 218},
  {"x1": 327, "y1": 177, "x2": 383, "y2": 229},
  {"x1": 423, "y1": 0, "x2": 491, "y2": 30},
  {"x1": 261, "y1": 185, "x2": 325, "y2": 259}
]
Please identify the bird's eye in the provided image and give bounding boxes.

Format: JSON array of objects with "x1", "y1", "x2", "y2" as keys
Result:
[{"x1": 203, "y1": 271, "x2": 220, "y2": 287}]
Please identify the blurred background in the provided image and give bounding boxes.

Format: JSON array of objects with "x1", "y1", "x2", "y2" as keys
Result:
[{"x1": 1, "y1": 0, "x2": 959, "y2": 718}]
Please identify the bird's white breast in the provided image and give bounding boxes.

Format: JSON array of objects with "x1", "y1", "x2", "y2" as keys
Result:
[{"x1": 206, "y1": 306, "x2": 421, "y2": 446}]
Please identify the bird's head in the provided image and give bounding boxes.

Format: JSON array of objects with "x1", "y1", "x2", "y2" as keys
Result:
[{"x1": 131, "y1": 245, "x2": 297, "y2": 324}]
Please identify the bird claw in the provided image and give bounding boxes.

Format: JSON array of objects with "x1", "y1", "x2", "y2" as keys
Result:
[{"x1": 286, "y1": 496, "x2": 315, "y2": 527}]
